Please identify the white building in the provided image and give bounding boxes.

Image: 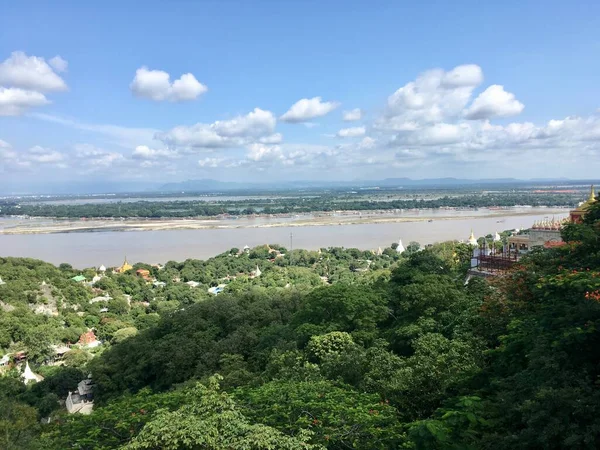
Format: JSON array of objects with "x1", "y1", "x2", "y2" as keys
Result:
[
  {"x1": 90, "y1": 295, "x2": 112, "y2": 304},
  {"x1": 493, "y1": 232, "x2": 501, "y2": 242},
  {"x1": 0, "y1": 277, "x2": 5, "y2": 285},
  {"x1": 21, "y1": 361, "x2": 44, "y2": 384},
  {"x1": 66, "y1": 378, "x2": 94, "y2": 414},
  {"x1": 396, "y1": 239, "x2": 405, "y2": 254}
]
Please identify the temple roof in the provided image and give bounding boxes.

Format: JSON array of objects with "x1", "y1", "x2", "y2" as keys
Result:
[
  {"x1": 468, "y1": 230, "x2": 478, "y2": 246},
  {"x1": 396, "y1": 239, "x2": 405, "y2": 254},
  {"x1": 572, "y1": 185, "x2": 597, "y2": 213},
  {"x1": 117, "y1": 258, "x2": 133, "y2": 272},
  {"x1": 22, "y1": 361, "x2": 43, "y2": 384}
]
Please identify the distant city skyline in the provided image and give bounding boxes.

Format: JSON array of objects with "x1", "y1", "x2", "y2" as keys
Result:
[{"x1": 1, "y1": 0, "x2": 600, "y2": 188}]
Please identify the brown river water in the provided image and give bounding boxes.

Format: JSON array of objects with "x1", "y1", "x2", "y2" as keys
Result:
[{"x1": 0, "y1": 208, "x2": 568, "y2": 268}]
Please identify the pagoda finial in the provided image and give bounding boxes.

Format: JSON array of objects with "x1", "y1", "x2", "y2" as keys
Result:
[
  {"x1": 468, "y1": 229, "x2": 478, "y2": 247},
  {"x1": 589, "y1": 185, "x2": 596, "y2": 203}
]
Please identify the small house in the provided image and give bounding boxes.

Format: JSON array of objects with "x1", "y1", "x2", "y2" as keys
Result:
[
  {"x1": 78, "y1": 330, "x2": 101, "y2": 348},
  {"x1": 66, "y1": 377, "x2": 94, "y2": 414}
]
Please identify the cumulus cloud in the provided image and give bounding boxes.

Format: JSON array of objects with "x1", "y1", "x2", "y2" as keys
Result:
[
  {"x1": 156, "y1": 108, "x2": 277, "y2": 149},
  {"x1": 381, "y1": 64, "x2": 484, "y2": 130},
  {"x1": 465, "y1": 84, "x2": 524, "y2": 120},
  {"x1": 130, "y1": 66, "x2": 207, "y2": 102},
  {"x1": 0, "y1": 87, "x2": 49, "y2": 116},
  {"x1": 26, "y1": 145, "x2": 65, "y2": 164},
  {"x1": 212, "y1": 108, "x2": 276, "y2": 137},
  {"x1": 0, "y1": 139, "x2": 11, "y2": 148},
  {"x1": 343, "y1": 108, "x2": 362, "y2": 121},
  {"x1": 156, "y1": 124, "x2": 228, "y2": 149},
  {"x1": 132, "y1": 145, "x2": 178, "y2": 160},
  {"x1": 0, "y1": 51, "x2": 68, "y2": 116},
  {"x1": 337, "y1": 126, "x2": 366, "y2": 138},
  {"x1": 441, "y1": 64, "x2": 483, "y2": 88},
  {"x1": 280, "y1": 97, "x2": 339, "y2": 123},
  {"x1": 247, "y1": 143, "x2": 284, "y2": 162},
  {"x1": 0, "y1": 51, "x2": 68, "y2": 92}
]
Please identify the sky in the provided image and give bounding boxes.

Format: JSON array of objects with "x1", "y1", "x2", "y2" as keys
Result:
[{"x1": 1, "y1": 0, "x2": 600, "y2": 191}]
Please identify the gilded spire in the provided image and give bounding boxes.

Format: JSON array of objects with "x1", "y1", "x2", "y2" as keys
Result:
[
  {"x1": 468, "y1": 229, "x2": 478, "y2": 247},
  {"x1": 588, "y1": 185, "x2": 596, "y2": 203}
]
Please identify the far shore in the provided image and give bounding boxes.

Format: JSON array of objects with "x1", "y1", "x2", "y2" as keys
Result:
[{"x1": 0, "y1": 207, "x2": 570, "y2": 235}]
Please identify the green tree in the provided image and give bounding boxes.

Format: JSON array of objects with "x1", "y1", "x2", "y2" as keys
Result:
[
  {"x1": 237, "y1": 379, "x2": 404, "y2": 449},
  {"x1": 124, "y1": 377, "x2": 323, "y2": 450}
]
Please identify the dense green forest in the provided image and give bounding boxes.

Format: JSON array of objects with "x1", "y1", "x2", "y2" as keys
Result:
[
  {"x1": 0, "y1": 191, "x2": 581, "y2": 219},
  {"x1": 1, "y1": 199, "x2": 600, "y2": 449}
]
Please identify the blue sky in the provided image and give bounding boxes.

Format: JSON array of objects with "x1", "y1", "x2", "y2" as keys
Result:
[{"x1": 1, "y1": 0, "x2": 600, "y2": 190}]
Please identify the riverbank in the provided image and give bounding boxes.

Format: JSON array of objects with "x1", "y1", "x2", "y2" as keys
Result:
[
  {"x1": 0, "y1": 207, "x2": 570, "y2": 235},
  {"x1": 0, "y1": 210, "x2": 570, "y2": 268}
]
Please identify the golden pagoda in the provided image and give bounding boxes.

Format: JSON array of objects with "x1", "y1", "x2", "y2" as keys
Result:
[
  {"x1": 570, "y1": 185, "x2": 597, "y2": 224},
  {"x1": 115, "y1": 257, "x2": 133, "y2": 273}
]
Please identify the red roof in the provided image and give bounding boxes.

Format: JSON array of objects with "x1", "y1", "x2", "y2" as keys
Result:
[
  {"x1": 544, "y1": 241, "x2": 567, "y2": 248},
  {"x1": 79, "y1": 330, "x2": 97, "y2": 344}
]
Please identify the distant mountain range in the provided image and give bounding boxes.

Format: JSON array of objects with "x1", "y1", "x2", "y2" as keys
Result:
[
  {"x1": 157, "y1": 177, "x2": 577, "y2": 193},
  {"x1": 2, "y1": 177, "x2": 593, "y2": 196}
]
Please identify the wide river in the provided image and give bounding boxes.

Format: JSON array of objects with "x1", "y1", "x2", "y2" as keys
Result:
[{"x1": 0, "y1": 208, "x2": 568, "y2": 268}]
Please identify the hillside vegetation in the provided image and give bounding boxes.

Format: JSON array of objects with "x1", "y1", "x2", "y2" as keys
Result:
[{"x1": 1, "y1": 200, "x2": 599, "y2": 449}]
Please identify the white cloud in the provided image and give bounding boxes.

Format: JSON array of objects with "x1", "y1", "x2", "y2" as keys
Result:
[
  {"x1": 132, "y1": 145, "x2": 178, "y2": 160},
  {"x1": 247, "y1": 143, "x2": 284, "y2": 162},
  {"x1": 212, "y1": 108, "x2": 276, "y2": 137},
  {"x1": 382, "y1": 64, "x2": 484, "y2": 129},
  {"x1": 358, "y1": 136, "x2": 376, "y2": 149},
  {"x1": 337, "y1": 126, "x2": 366, "y2": 138},
  {"x1": 130, "y1": 66, "x2": 207, "y2": 102},
  {"x1": 73, "y1": 144, "x2": 124, "y2": 169},
  {"x1": 198, "y1": 157, "x2": 224, "y2": 168},
  {"x1": 280, "y1": 96, "x2": 339, "y2": 123},
  {"x1": 49, "y1": 56, "x2": 68, "y2": 73},
  {"x1": 156, "y1": 108, "x2": 277, "y2": 149},
  {"x1": 441, "y1": 64, "x2": 483, "y2": 88},
  {"x1": 0, "y1": 139, "x2": 11, "y2": 148},
  {"x1": 0, "y1": 87, "x2": 49, "y2": 116},
  {"x1": 343, "y1": 108, "x2": 362, "y2": 121},
  {"x1": 26, "y1": 145, "x2": 65, "y2": 164},
  {"x1": 0, "y1": 51, "x2": 68, "y2": 92},
  {"x1": 411, "y1": 123, "x2": 466, "y2": 145},
  {"x1": 465, "y1": 84, "x2": 524, "y2": 120},
  {"x1": 156, "y1": 124, "x2": 229, "y2": 149}
]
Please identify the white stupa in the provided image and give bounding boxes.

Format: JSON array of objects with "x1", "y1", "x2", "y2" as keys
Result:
[
  {"x1": 0, "y1": 277, "x2": 5, "y2": 285},
  {"x1": 254, "y1": 265, "x2": 261, "y2": 277},
  {"x1": 21, "y1": 361, "x2": 43, "y2": 384},
  {"x1": 468, "y1": 230, "x2": 478, "y2": 247},
  {"x1": 396, "y1": 239, "x2": 405, "y2": 254},
  {"x1": 493, "y1": 232, "x2": 501, "y2": 242},
  {"x1": 377, "y1": 247, "x2": 383, "y2": 256},
  {"x1": 99, "y1": 265, "x2": 106, "y2": 273}
]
